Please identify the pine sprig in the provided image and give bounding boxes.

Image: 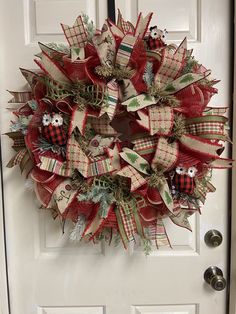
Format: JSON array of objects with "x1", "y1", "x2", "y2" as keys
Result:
[{"x1": 148, "y1": 84, "x2": 180, "y2": 107}]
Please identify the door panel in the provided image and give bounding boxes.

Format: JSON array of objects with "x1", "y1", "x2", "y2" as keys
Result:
[
  {"x1": 0, "y1": 0, "x2": 231, "y2": 313},
  {"x1": 116, "y1": 0, "x2": 200, "y2": 42}
]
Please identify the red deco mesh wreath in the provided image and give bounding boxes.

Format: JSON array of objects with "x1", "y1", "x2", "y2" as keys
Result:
[{"x1": 6, "y1": 11, "x2": 232, "y2": 253}]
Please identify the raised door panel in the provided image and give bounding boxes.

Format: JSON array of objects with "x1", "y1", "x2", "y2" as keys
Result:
[
  {"x1": 115, "y1": 0, "x2": 200, "y2": 41},
  {"x1": 24, "y1": 0, "x2": 107, "y2": 44}
]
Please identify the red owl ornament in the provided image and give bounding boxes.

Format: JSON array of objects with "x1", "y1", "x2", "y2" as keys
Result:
[
  {"x1": 41, "y1": 113, "x2": 67, "y2": 146},
  {"x1": 173, "y1": 166, "x2": 198, "y2": 195},
  {"x1": 147, "y1": 26, "x2": 167, "y2": 50}
]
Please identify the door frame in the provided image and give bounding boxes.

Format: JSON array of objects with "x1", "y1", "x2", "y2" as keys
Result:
[
  {"x1": 229, "y1": 1, "x2": 236, "y2": 312},
  {"x1": 0, "y1": 140, "x2": 10, "y2": 314}
]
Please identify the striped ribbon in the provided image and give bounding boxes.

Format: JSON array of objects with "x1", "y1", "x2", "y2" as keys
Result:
[
  {"x1": 99, "y1": 79, "x2": 119, "y2": 120},
  {"x1": 116, "y1": 34, "x2": 139, "y2": 67},
  {"x1": 39, "y1": 156, "x2": 68, "y2": 177},
  {"x1": 87, "y1": 158, "x2": 112, "y2": 177},
  {"x1": 8, "y1": 91, "x2": 32, "y2": 103}
]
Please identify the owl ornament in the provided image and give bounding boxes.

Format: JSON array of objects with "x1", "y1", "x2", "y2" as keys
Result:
[
  {"x1": 173, "y1": 166, "x2": 198, "y2": 195},
  {"x1": 41, "y1": 113, "x2": 67, "y2": 146},
  {"x1": 146, "y1": 26, "x2": 168, "y2": 50}
]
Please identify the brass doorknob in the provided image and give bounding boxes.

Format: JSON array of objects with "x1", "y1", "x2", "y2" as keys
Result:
[
  {"x1": 204, "y1": 230, "x2": 223, "y2": 247},
  {"x1": 204, "y1": 266, "x2": 226, "y2": 291}
]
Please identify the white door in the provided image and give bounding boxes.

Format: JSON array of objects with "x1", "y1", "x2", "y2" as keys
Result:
[{"x1": 0, "y1": 0, "x2": 231, "y2": 314}]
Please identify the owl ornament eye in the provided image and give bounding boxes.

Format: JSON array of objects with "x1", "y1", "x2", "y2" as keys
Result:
[
  {"x1": 51, "y1": 113, "x2": 63, "y2": 127},
  {"x1": 176, "y1": 166, "x2": 186, "y2": 175},
  {"x1": 42, "y1": 113, "x2": 51, "y2": 126},
  {"x1": 187, "y1": 166, "x2": 198, "y2": 178}
]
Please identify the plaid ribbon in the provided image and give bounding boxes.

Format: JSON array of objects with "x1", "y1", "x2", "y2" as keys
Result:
[
  {"x1": 61, "y1": 16, "x2": 87, "y2": 47},
  {"x1": 117, "y1": 9, "x2": 135, "y2": 34},
  {"x1": 184, "y1": 115, "x2": 228, "y2": 141},
  {"x1": 92, "y1": 21, "x2": 116, "y2": 66},
  {"x1": 132, "y1": 136, "x2": 158, "y2": 156},
  {"x1": 88, "y1": 115, "x2": 118, "y2": 135},
  {"x1": 99, "y1": 79, "x2": 119, "y2": 120},
  {"x1": 149, "y1": 106, "x2": 174, "y2": 136},
  {"x1": 118, "y1": 206, "x2": 136, "y2": 242},
  {"x1": 6, "y1": 148, "x2": 27, "y2": 168},
  {"x1": 116, "y1": 165, "x2": 146, "y2": 192},
  {"x1": 155, "y1": 38, "x2": 186, "y2": 86},
  {"x1": 116, "y1": 34, "x2": 139, "y2": 67},
  {"x1": 204, "y1": 107, "x2": 228, "y2": 115},
  {"x1": 5, "y1": 131, "x2": 26, "y2": 151},
  {"x1": 8, "y1": 91, "x2": 32, "y2": 103},
  {"x1": 66, "y1": 133, "x2": 89, "y2": 177},
  {"x1": 194, "y1": 180, "x2": 216, "y2": 204},
  {"x1": 151, "y1": 137, "x2": 178, "y2": 171}
]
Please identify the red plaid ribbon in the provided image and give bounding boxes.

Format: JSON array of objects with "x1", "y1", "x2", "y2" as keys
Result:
[
  {"x1": 61, "y1": 16, "x2": 87, "y2": 47},
  {"x1": 66, "y1": 134, "x2": 89, "y2": 177},
  {"x1": 132, "y1": 136, "x2": 158, "y2": 156},
  {"x1": 88, "y1": 115, "x2": 118, "y2": 136},
  {"x1": 119, "y1": 206, "x2": 136, "y2": 242},
  {"x1": 149, "y1": 106, "x2": 174, "y2": 136},
  {"x1": 117, "y1": 165, "x2": 146, "y2": 192},
  {"x1": 151, "y1": 137, "x2": 179, "y2": 171},
  {"x1": 6, "y1": 148, "x2": 27, "y2": 168},
  {"x1": 155, "y1": 38, "x2": 186, "y2": 86},
  {"x1": 184, "y1": 115, "x2": 228, "y2": 140}
]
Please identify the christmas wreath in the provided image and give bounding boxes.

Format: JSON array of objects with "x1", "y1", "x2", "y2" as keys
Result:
[{"x1": 6, "y1": 11, "x2": 232, "y2": 253}]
